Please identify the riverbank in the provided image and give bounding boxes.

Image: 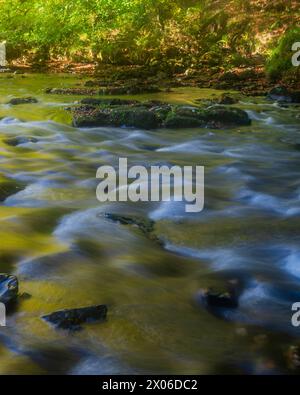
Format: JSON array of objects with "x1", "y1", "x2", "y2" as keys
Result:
[{"x1": 4, "y1": 61, "x2": 300, "y2": 97}]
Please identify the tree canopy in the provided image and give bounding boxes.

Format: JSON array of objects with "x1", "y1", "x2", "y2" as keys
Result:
[{"x1": 0, "y1": 0, "x2": 299, "y2": 78}]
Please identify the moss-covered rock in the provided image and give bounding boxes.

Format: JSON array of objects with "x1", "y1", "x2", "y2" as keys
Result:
[
  {"x1": 70, "y1": 100, "x2": 251, "y2": 130},
  {"x1": 202, "y1": 106, "x2": 251, "y2": 127},
  {"x1": 164, "y1": 114, "x2": 203, "y2": 128},
  {"x1": 73, "y1": 106, "x2": 160, "y2": 129}
]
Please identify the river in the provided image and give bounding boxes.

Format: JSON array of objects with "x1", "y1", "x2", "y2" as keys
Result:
[{"x1": 0, "y1": 73, "x2": 300, "y2": 374}]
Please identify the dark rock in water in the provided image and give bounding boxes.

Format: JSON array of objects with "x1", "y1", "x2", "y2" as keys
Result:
[
  {"x1": 199, "y1": 288, "x2": 238, "y2": 309},
  {"x1": 267, "y1": 86, "x2": 291, "y2": 102},
  {"x1": 4, "y1": 136, "x2": 38, "y2": 146},
  {"x1": 110, "y1": 108, "x2": 160, "y2": 129},
  {"x1": 103, "y1": 213, "x2": 162, "y2": 245},
  {"x1": 74, "y1": 107, "x2": 160, "y2": 129},
  {"x1": 0, "y1": 176, "x2": 25, "y2": 201},
  {"x1": 267, "y1": 86, "x2": 300, "y2": 103},
  {"x1": 164, "y1": 114, "x2": 203, "y2": 128},
  {"x1": 71, "y1": 101, "x2": 251, "y2": 130},
  {"x1": 42, "y1": 305, "x2": 108, "y2": 330},
  {"x1": 104, "y1": 213, "x2": 154, "y2": 234},
  {"x1": 0, "y1": 274, "x2": 19, "y2": 307},
  {"x1": 203, "y1": 106, "x2": 251, "y2": 127},
  {"x1": 8, "y1": 97, "x2": 38, "y2": 105}
]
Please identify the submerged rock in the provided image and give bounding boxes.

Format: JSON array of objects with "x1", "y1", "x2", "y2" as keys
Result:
[
  {"x1": 4, "y1": 136, "x2": 38, "y2": 146},
  {"x1": 8, "y1": 97, "x2": 38, "y2": 105},
  {"x1": 103, "y1": 213, "x2": 162, "y2": 245},
  {"x1": 164, "y1": 114, "x2": 203, "y2": 128},
  {"x1": 42, "y1": 305, "x2": 108, "y2": 330},
  {"x1": 203, "y1": 106, "x2": 251, "y2": 127},
  {"x1": 0, "y1": 176, "x2": 25, "y2": 201},
  {"x1": 0, "y1": 274, "x2": 19, "y2": 307},
  {"x1": 198, "y1": 288, "x2": 239, "y2": 309},
  {"x1": 104, "y1": 213, "x2": 154, "y2": 233}
]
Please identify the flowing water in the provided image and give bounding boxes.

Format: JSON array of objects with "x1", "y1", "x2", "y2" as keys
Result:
[{"x1": 0, "y1": 73, "x2": 300, "y2": 374}]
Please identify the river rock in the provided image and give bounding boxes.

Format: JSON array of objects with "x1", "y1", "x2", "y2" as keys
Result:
[
  {"x1": 103, "y1": 213, "x2": 162, "y2": 245},
  {"x1": 8, "y1": 97, "x2": 38, "y2": 105},
  {"x1": 42, "y1": 304, "x2": 108, "y2": 330},
  {"x1": 0, "y1": 274, "x2": 19, "y2": 307},
  {"x1": 104, "y1": 213, "x2": 154, "y2": 233},
  {"x1": 164, "y1": 114, "x2": 204, "y2": 128},
  {"x1": 71, "y1": 101, "x2": 251, "y2": 130},
  {"x1": 4, "y1": 136, "x2": 38, "y2": 146},
  {"x1": 0, "y1": 176, "x2": 25, "y2": 201},
  {"x1": 203, "y1": 106, "x2": 251, "y2": 127},
  {"x1": 199, "y1": 288, "x2": 238, "y2": 309},
  {"x1": 267, "y1": 86, "x2": 300, "y2": 103}
]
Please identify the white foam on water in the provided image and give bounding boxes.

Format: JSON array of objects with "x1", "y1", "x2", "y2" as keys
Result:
[
  {"x1": 237, "y1": 188, "x2": 300, "y2": 217},
  {"x1": 283, "y1": 248, "x2": 300, "y2": 279}
]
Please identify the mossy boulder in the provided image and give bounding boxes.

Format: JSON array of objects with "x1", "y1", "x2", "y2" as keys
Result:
[
  {"x1": 73, "y1": 106, "x2": 160, "y2": 129},
  {"x1": 202, "y1": 106, "x2": 251, "y2": 127},
  {"x1": 164, "y1": 114, "x2": 203, "y2": 128},
  {"x1": 0, "y1": 175, "x2": 25, "y2": 201},
  {"x1": 71, "y1": 100, "x2": 251, "y2": 130},
  {"x1": 267, "y1": 86, "x2": 300, "y2": 103}
]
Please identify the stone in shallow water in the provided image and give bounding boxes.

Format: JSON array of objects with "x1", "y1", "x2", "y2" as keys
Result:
[
  {"x1": 198, "y1": 288, "x2": 239, "y2": 309},
  {"x1": 8, "y1": 97, "x2": 38, "y2": 105},
  {"x1": 4, "y1": 136, "x2": 38, "y2": 146},
  {"x1": 42, "y1": 305, "x2": 108, "y2": 330},
  {"x1": 0, "y1": 176, "x2": 25, "y2": 202},
  {"x1": 71, "y1": 102, "x2": 251, "y2": 130},
  {"x1": 0, "y1": 274, "x2": 19, "y2": 307}
]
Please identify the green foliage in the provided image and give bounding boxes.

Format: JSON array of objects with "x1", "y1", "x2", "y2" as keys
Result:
[
  {"x1": 266, "y1": 27, "x2": 300, "y2": 80},
  {"x1": 0, "y1": 0, "x2": 298, "y2": 76}
]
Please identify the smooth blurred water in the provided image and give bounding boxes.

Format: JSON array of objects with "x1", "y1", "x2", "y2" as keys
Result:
[{"x1": 0, "y1": 74, "x2": 300, "y2": 374}]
